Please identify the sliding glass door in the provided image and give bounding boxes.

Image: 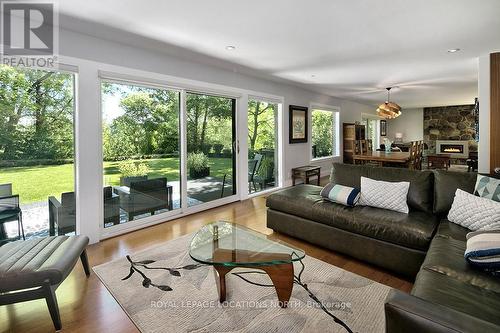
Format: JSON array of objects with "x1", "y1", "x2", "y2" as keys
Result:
[
  {"x1": 100, "y1": 81, "x2": 239, "y2": 230},
  {"x1": 186, "y1": 92, "x2": 236, "y2": 207},
  {"x1": 247, "y1": 99, "x2": 279, "y2": 194},
  {"x1": 0, "y1": 65, "x2": 76, "y2": 239},
  {"x1": 101, "y1": 81, "x2": 181, "y2": 227}
]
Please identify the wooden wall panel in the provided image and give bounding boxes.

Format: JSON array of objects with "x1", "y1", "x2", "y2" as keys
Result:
[{"x1": 491, "y1": 53, "x2": 500, "y2": 173}]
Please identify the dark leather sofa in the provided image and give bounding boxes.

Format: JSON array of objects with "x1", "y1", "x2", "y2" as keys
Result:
[{"x1": 266, "y1": 163, "x2": 499, "y2": 332}]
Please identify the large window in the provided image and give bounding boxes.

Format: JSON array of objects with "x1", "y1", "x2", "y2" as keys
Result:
[
  {"x1": 101, "y1": 81, "x2": 181, "y2": 226},
  {"x1": 247, "y1": 99, "x2": 279, "y2": 194},
  {"x1": 311, "y1": 108, "x2": 339, "y2": 159},
  {"x1": 0, "y1": 65, "x2": 75, "y2": 241}
]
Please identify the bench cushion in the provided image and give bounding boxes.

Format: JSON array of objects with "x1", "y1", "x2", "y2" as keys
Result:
[{"x1": 0, "y1": 236, "x2": 89, "y2": 292}]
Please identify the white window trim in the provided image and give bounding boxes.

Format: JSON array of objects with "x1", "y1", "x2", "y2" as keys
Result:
[{"x1": 309, "y1": 103, "x2": 341, "y2": 162}]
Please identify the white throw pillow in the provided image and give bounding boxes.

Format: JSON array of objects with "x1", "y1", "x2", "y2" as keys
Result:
[
  {"x1": 358, "y1": 177, "x2": 410, "y2": 214},
  {"x1": 447, "y1": 189, "x2": 500, "y2": 231}
]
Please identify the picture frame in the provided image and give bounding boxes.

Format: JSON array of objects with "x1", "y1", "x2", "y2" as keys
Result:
[
  {"x1": 289, "y1": 105, "x2": 308, "y2": 144},
  {"x1": 380, "y1": 120, "x2": 387, "y2": 137}
]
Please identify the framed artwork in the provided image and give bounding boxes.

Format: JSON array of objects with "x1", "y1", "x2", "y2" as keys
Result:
[
  {"x1": 380, "y1": 120, "x2": 387, "y2": 137},
  {"x1": 289, "y1": 105, "x2": 308, "y2": 144}
]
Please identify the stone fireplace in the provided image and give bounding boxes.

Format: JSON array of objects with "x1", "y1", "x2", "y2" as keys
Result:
[
  {"x1": 423, "y1": 104, "x2": 478, "y2": 157},
  {"x1": 435, "y1": 140, "x2": 469, "y2": 158}
]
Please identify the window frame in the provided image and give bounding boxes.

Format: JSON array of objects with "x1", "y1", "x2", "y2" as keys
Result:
[{"x1": 309, "y1": 105, "x2": 340, "y2": 161}]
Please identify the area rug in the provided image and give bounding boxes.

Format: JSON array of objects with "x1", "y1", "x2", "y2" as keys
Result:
[{"x1": 93, "y1": 234, "x2": 391, "y2": 333}]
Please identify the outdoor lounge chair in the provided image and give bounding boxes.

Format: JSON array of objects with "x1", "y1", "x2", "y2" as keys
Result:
[
  {"x1": 0, "y1": 235, "x2": 90, "y2": 330},
  {"x1": 49, "y1": 187, "x2": 120, "y2": 235},
  {"x1": 114, "y1": 178, "x2": 173, "y2": 221},
  {"x1": 0, "y1": 183, "x2": 25, "y2": 245}
]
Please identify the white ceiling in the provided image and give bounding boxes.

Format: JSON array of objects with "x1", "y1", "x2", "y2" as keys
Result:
[{"x1": 56, "y1": 0, "x2": 500, "y2": 108}]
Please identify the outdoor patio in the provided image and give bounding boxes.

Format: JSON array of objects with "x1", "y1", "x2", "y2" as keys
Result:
[{"x1": 1, "y1": 177, "x2": 234, "y2": 240}]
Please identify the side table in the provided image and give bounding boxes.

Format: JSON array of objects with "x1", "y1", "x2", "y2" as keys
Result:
[{"x1": 292, "y1": 165, "x2": 321, "y2": 186}]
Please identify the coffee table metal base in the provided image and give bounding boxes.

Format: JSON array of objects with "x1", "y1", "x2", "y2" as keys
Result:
[{"x1": 213, "y1": 263, "x2": 294, "y2": 308}]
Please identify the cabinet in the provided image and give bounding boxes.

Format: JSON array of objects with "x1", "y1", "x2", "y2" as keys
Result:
[{"x1": 343, "y1": 123, "x2": 366, "y2": 164}]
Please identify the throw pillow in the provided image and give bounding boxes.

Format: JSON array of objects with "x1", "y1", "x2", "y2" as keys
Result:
[
  {"x1": 320, "y1": 183, "x2": 360, "y2": 207},
  {"x1": 358, "y1": 177, "x2": 410, "y2": 214},
  {"x1": 447, "y1": 189, "x2": 500, "y2": 230},
  {"x1": 474, "y1": 174, "x2": 500, "y2": 202},
  {"x1": 465, "y1": 230, "x2": 500, "y2": 273}
]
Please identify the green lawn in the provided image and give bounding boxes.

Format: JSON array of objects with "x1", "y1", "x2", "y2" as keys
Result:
[{"x1": 0, "y1": 157, "x2": 232, "y2": 205}]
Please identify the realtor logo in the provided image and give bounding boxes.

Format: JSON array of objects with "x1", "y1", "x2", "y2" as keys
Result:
[{"x1": 1, "y1": 1, "x2": 54, "y2": 55}]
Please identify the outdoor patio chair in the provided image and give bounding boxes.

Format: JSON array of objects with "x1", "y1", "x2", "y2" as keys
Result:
[
  {"x1": 0, "y1": 183, "x2": 25, "y2": 245},
  {"x1": 0, "y1": 235, "x2": 90, "y2": 330},
  {"x1": 49, "y1": 187, "x2": 121, "y2": 235},
  {"x1": 248, "y1": 154, "x2": 263, "y2": 193},
  {"x1": 103, "y1": 186, "x2": 120, "y2": 226},
  {"x1": 115, "y1": 178, "x2": 173, "y2": 221},
  {"x1": 48, "y1": 192, "x2": 76, "y2": 236}
]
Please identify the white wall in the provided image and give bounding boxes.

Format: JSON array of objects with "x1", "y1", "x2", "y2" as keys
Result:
[
  {"x1": 386, "y1": 108, "x2": 424, "y2": 142},
  {"x1": 478, "y1": 55, "x2": 491, "y2": 173}
]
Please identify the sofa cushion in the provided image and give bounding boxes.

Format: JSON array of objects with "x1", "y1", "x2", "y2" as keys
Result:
[
  {"x1": 310, "y1": 201, "x2": 438, "y2": 251},
  {"x1": 0, "y1": 236, "x2": 89, "y2": 292},
  {"x1": 266, "y1": 184, "x2": 323, "y2": 220},
  {"x1": 412, "y1": 268, "x2": 500, "y2": 326},
  {"x1": 435, "y1": 219, "x2": 470, "y2": 241},
  {"x1": 330, "y1": 163, "x2": 434, "y2": 214},
  {"x1": 420, "y1": 231, "x2": 500, "y2": 292},
  {"x1": 412, "y1": 223, "x2": 500, "y2": 325},
  {"x1": 433, "y1": 170, "x2": 477, "y2": 216}
]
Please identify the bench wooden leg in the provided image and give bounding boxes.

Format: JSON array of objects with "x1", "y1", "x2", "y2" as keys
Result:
[
  {"x1": 80, "y1": 250, "x2": 91, "y2": 277},
  {"x1": 43, "y1": 283, "x2": 61, "y2": 331}
]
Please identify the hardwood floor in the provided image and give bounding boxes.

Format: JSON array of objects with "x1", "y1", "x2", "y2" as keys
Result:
[{"x1": 0, "y1": 191, "x2": 413, "y2": 333}]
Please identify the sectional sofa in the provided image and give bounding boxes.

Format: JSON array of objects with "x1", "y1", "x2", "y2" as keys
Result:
[{"x1": 266, "y1": 163, "x2": 500, "y2": 332}]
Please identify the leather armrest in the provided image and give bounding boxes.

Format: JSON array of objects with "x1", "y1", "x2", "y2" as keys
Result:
[{"x1": 385, "y1": 289, "x2": 499, "y2": 333}]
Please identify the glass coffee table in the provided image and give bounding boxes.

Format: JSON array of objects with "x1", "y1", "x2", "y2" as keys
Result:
[{"x1": 189, "y1": 221, "x2": 305, "y2": 307}]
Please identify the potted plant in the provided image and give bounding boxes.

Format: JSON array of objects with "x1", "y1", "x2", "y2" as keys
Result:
[
  {"x1": 119, "y1": 160, "x2": 150, "y2": 186},
  {"x1": 187, "y1": 152, "x2": 210, "y2": 179}
]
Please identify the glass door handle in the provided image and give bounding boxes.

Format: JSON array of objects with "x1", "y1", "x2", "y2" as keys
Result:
[{"x1": 233, "y1": 140, "x2": 239, "y2": 154}]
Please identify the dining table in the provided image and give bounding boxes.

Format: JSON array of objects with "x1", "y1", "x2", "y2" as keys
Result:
[{"x1": 352, "y1": 151, "x2": 411, "y2": 166}]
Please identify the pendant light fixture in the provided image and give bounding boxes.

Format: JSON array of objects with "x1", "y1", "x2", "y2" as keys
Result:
[{"x1": 377, "y1": 87, "x2": 402, "y2": 119}]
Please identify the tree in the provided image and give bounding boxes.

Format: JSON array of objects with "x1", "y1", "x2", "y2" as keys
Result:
[
  {"x1": 248, "y1": 100, "x2": 276, "y2": 152},
  {"x1": 186, "y1": 94, "x2": 233, "y2": 153},
  {"x1": 0, "y1": 65, "x2": 74, "y2": 161},
  {"x1": 101, "y1": 84, "x2": 180, "y2": 159},
  {"x1": 312, "y1": 111, "x2": 334, "y2": 158}
]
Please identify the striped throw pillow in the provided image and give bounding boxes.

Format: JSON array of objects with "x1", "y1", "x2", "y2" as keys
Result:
[
  {"x1": 465, "y1": 230, "x2": 500, "y2": 273},
  {"x1": 320, "y1": 183, "x2": 360, "y2": 207}
]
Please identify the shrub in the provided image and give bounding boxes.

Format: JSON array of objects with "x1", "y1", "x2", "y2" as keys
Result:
[
  {"x1": 118, "y1": 160, "x2": 150, "y2": 177},
  {"x1": 187, "y1": 152, "x2": 209, "y2": 172}
]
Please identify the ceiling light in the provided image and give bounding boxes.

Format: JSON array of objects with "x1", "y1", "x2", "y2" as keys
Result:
[
  {"x1": 225, "y1": 45, "x2": 236, "y2": 51},
  {"x1": 447, "y1": 48, "x2": 460, "y2": 53},
  {"x1": 376, "y1": 87, "x2": 402, "y2": 119}
]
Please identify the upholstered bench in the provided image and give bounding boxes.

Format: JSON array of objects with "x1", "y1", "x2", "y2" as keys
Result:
[{"x1": 0, "y1": 236, "x2": 90, "y2": 330}]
